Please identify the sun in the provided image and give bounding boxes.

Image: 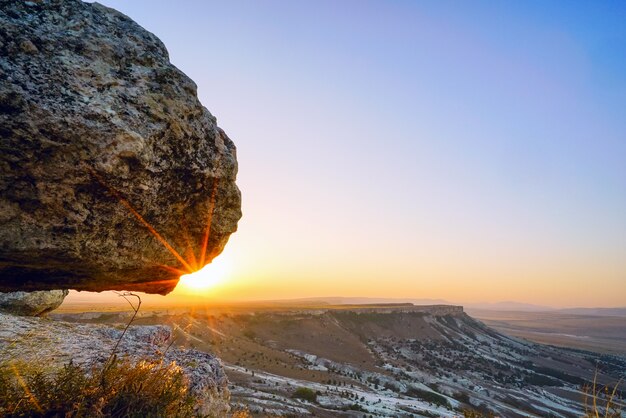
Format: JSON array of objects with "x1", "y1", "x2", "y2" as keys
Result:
[{"x1": 178, "y1": 251, "x2": 232, "y2": 292}]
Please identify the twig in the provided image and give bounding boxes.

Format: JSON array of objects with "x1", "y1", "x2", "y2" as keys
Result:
[{"x1": 100, "y1": 292, "x2": 142, "y2": 386}]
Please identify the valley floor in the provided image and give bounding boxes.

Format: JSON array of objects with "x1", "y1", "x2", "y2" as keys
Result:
[{"x1": 467, "y1": 309, "x2": 626, "y2": 356}]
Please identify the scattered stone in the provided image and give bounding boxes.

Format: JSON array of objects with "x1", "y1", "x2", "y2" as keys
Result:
[{"x1": 0, "y1": 290, "x2": 68, "y2": 316}]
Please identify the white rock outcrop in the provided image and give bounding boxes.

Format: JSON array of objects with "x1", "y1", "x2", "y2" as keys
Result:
[{"x1": 0, "y1": 313, "x2": 230, "y2": 416}]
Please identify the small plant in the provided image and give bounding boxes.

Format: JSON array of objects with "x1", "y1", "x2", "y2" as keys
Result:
[
  {"x1": 241, "y1": 329, "x2": 256, "y2": 340},
  {"x1": 582, "y1": 371, "x2": 623, "y2": 418},
  {"x1": 0, "y1": 292, "x2": 202, "y2": 417},
  {"x1": 455, "y1": 391, "x2": 471, "y2": 404},
  {"x1": 230, "y1": 408, "x2": 253, "y2": 417},
  {"x1": 404, "y1": 386, "x2": 450, "y2": 407},
  {"x1": 292, "y1": 387, "x2": 318, "y2": 403},
  {"x1": 344, "y1": 402, "x2": 366, "y2": 412},
  {"x1": 462, "y1": 410, "x2": 496, "y2": 418},
  {"x1": 0, "y1": 357, "x2": 197, "y2": 417}
]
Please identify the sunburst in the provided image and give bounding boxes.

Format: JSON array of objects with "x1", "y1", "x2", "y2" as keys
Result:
[{"x1": 87, "y1": 165, "x2": 223, "y2": 291}]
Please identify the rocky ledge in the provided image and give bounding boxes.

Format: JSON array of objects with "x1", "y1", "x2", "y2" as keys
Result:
[
  {"x1": 0, "y1": 312, "x2": 230, "y2": 416},
  {"x1": 0, "y1": 0, "x2": 241, "y2": 294}
]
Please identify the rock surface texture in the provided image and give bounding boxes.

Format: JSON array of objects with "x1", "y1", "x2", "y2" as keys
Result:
[
  {"x1": 0, "y1": 289, "x2": 68, "y2": 316},
  {"x1": 0, "y1": 313, "x2": 230, "y2": 416},
  {"x1": 0, "y1": 0, "x2": 241, "y2": 294}
]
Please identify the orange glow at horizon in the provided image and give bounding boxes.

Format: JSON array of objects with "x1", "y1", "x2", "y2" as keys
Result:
[
  {"x1": 60, "y1": 0, "x2": 626, "y2": 319},
  {"x1": 176, "y1": 250, "x2": 233, "y2": 294},
  {"x1": 87, "y1": 164, "x2": 227, "y2": 296}
]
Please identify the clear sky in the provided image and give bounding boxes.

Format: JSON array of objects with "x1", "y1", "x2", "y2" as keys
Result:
[{"x1": 83, "y1": 0, "x2": 626, "y2": 308}]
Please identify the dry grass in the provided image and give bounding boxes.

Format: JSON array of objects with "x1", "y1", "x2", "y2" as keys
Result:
[
  {"x1": 0, "y1": 293, "x2": 200, "y2": 417},
  {"x1": 462, "y1": 411, "x2": 496, "y2": 418},
  {"x1": 583, "y1": 371, "x2": 623, "y2": 418},
  {"x1": 0, "y1": 357, "x2": 197, "y2": 418},
  {"x1": 230, "y1": 409, "x2": 252, "y2": 418}
]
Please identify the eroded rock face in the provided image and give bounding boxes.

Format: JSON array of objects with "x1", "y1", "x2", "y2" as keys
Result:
[
  {"x1": 0, "y1": 313, "x2": 230, "y2": 416},
  {"x1": 0, "y1": 289, "x2": 68, "y2": 316},
  {"x1": 0, "y1": 0, "x2": 241, "y2": 294}
]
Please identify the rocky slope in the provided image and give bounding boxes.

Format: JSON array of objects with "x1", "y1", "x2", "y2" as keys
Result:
[
  {"x1": 62, "y1": 305, "x2": 626, "y2": 417},
  {"x1": 0, "y1": 0, "x2": 241, "y2": 294},
  {"x1": 0, "y1": 312, "x2": 230, "y2": 416}
]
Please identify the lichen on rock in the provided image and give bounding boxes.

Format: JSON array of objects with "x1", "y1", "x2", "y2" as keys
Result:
[{"x1": 0, "y1": 0, "x2": 241, "y2": 294}]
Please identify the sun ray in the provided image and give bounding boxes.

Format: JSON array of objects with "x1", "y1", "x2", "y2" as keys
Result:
[
  {"x1": 179, "y1": 213, "x2": 199, "y2": 271},
  {"x1": 156, "y1": 264, "x2": 189, "y2": 276},
  {"x1": 10, "y1": 363, "x2": 42, "y2": 413},
  {"x1": 199, "y1": 178, "x2": 219, "y2": 267},
  {"x1": 86, "y1": 165, "x2": 193, "y2": 273}
]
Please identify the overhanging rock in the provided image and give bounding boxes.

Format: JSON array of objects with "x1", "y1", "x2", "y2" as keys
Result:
[{"x1": 0, "y1": 0, "x2": 241, "y2": 294}]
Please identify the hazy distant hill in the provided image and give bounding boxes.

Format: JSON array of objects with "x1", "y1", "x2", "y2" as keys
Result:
[
  {"x1": 464, "y1": 301, "x2": 555, "y2": 312},
  {"x1": 263, "y1": 296, "x2": 450, "y2": 306},
  {"x1": 556, "y1": 307, "x2": 626, "y2": 317},
  {"x1": 464, "y1": 302, "x2": 626, "y2": 316},
  {"x1": 466, "y1": 309, "x2": 626, "y2": 355}
]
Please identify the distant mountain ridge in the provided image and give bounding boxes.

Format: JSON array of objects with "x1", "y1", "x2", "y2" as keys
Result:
[
  {"x1": 555, "y1": 307, "x2": 626, "y2": 317},
  {"x1": 261, "y1": 297, "x2": 626, "y2": 314},
  {"x1": 465, "y1": 301, "x2": 555, "y2": 312},
  {"x1": 263, "y1": 296, "x2": 450, "y2": 306}
]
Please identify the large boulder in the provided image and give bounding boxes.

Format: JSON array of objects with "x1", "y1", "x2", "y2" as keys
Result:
[
  {"x1": 0, "y1": 289, "x2": 68, "y2": 316},
  {"x1": 0, "y1": 0, "x2": 241, "y2": 294}
]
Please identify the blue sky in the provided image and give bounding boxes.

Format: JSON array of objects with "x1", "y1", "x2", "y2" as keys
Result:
[{"x1": 94, "y1": 0, "x2": 626, "y2": 306}]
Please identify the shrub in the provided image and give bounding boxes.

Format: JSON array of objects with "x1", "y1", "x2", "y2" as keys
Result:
[
  {"x1": 231, "y1": 408, "x2": 253, "y2": 417},
  {"x1": 344, "y1": 403, "x2": 366, "y2": 412},
  {"x1": 241, "y1": 330, "x2": 256, "y2": 340},
  {"x1": 462, "y1": 410, "x2": 496, "y2": 418},
  {"x1": 0, "y1": 357, "x2": 197, "y2": 417},
  {"x1": 455, "y1": 391, "x2": 471, "y2": 404},
  {"x1": 582, "y1": 373, "x2": 623, "y2": 418},
  {"x1": 292, "y1": 387, "x2": 317, "y2": 403},
  {"x1": 524, "y1": 373, "x2": 561, "y2": 387},
  {"x1": 404, "y1": 387, "x2": 449, "y2": 407},
  {"x1": 530, "y1": 365, "x2": 585, "y2": 386}
]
